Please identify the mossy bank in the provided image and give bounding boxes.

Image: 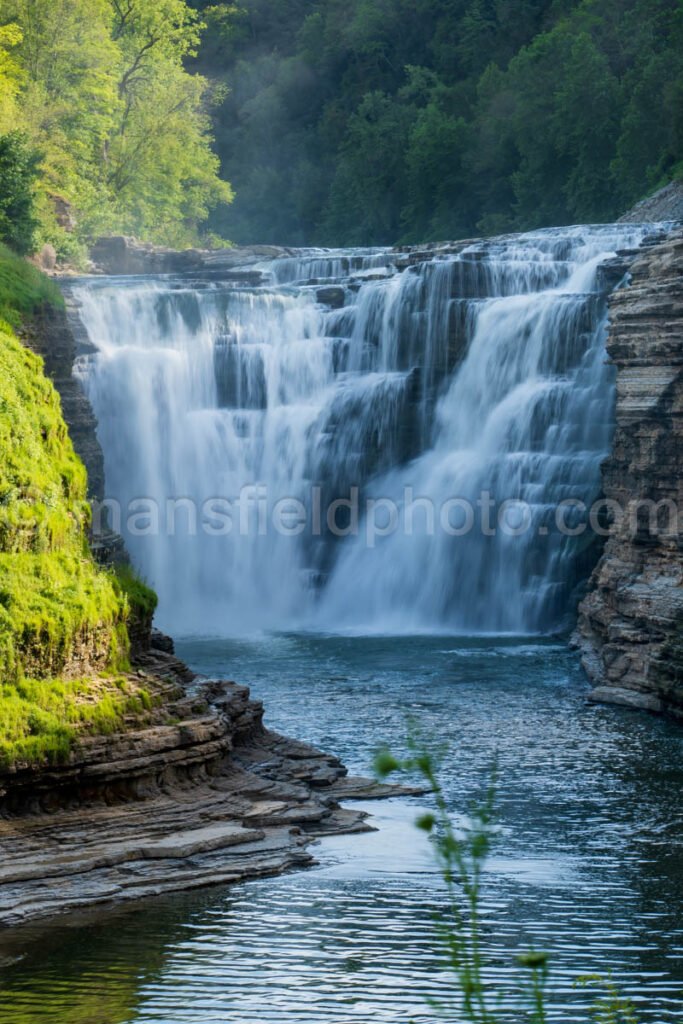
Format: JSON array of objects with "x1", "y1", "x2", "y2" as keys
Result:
[{"x1": 0, "y1": 243, "x2": 156, "y2": 768}]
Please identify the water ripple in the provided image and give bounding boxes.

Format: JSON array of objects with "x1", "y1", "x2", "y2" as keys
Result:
[{"x1": 0, "y1": 636, "x2": 681, "y2": 1023}]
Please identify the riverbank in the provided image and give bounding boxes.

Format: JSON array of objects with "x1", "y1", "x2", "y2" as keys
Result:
[{"x1": 0, "y1": 637, "x2": 412, "y2": 928}]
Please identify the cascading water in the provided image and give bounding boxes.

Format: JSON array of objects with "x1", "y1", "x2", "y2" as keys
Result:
[{"x1": 71, "y1": 225, "x2": 661, "y2": 635}]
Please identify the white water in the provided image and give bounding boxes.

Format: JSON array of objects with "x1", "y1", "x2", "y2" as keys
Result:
[{"x1": 72, "y1": 226, "x2": 659, "y2": 634}]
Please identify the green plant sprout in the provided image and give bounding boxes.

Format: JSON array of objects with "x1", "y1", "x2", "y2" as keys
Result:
[{"x1": 375, "y1": 742, "x2": 641, "y2": 1024}]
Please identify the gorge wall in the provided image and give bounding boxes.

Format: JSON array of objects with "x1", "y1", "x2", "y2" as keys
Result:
[{"x1": 576, "y1": 228, "x2": 683, "y2": 719}]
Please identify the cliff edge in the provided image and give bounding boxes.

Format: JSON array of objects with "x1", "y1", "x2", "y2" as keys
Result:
[{"x1": 576, "y1": 228, "x2": 683, "y2": 718}]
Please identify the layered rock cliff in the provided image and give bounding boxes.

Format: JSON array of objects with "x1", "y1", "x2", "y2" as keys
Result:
[
  {"x1": 576, "y1": 229, "x2": 683, "y2": 718},
  {"x1": 20, "y1": 296, "x2": 128, "y2": 568}
]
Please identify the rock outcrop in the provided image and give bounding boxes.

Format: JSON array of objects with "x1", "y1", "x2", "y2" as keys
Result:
[
  {"x1": 21, "y1": 297, "x2": 126, "y2": 566},
  {"x1": 21, "y1": 300, "x2": 105, "y2": 504},
  {"x1": 89, "y1": 236, "x2": 294, "y2": 278},
  {"x1": 575, "y1": 229, "x2": 683, "y2": 718},
  {"x1": 0, "y1": 646, "x2": 411, "y2": 927},
  {"x1": 618, "y1": 180, "x2": 683, "y2": 225}
]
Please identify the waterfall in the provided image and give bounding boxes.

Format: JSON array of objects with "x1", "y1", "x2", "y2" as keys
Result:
[{"x1": 71, "y1": 225, "x2": 659, "y2": 635}]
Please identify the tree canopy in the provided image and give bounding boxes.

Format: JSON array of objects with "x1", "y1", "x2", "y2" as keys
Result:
[
  {"x1": 0, "y1": 0, "x2": 232, "y2": 257},
  {"x1": 190, "y1": 0, "x2": 683, "y2": 246},
  {"x1": 0, "y1": 0, "x2": 680, "y2": 255}
]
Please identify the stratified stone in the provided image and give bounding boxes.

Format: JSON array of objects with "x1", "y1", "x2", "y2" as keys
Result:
[
  {"x1": 0, "y1": 654, "x2": 419, "y2": 927},
  {"x1": 574, "y1": 229, "x2": 683, "y2": 720},
  {"x1": 89, "y1": 236, "x2": 294, "y2": 276}
]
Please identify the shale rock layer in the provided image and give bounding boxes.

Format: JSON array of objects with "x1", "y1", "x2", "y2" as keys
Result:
[
  {"x1": 576, "y1": 229, "x2": 683, "y2": 718},
  {"x1": 0, "y1": 649, "x2": 408, "y2": 927}
]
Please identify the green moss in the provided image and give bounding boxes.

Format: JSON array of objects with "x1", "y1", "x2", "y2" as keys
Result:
[
  {"x1": 0, "y1": 325, "x2": 90, "y2": 554},
  {"x1": 0, "y1": 242, "x2": 62, "y2": 328},
  {"x1": 0, "y1": 551, "x2": 125, "y2": 681},
  {"x1": 113, "y1": 563, "x2": 158, "y2": 620},
  {"x1": 107, "y1": 619, "x2": 132, "y2": 673},
  {"x1": 0, "y1": 252, "x2": 160, "y2": 767},
  {"x1": 0, "y1": 675, "x2": 158, "y2": 768},
  {"x1": 0, "y1": 311, "x2": 128, "y2": 686}
]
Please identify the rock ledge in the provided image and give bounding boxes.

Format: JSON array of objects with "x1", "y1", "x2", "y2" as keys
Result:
[{"x1": 0, "y1": 648, "x2": 415, "y2": 928}]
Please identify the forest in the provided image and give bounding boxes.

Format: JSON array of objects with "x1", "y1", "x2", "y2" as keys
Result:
[
  {"x1": 194, "y1": 0, "x2": 683, "y2": 245},
  {"x1": 0, "y1": 0, "x2": 682, "y2": 254}
]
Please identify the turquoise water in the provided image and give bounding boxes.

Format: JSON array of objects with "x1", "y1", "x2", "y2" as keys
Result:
[{"x1": 0, "y1": 635, "x2": 681, "y2": 1022}]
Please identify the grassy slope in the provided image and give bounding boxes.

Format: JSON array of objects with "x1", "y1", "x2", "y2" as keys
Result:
[{"x1": 0, "y1": 244, "x2": 157, "y2": 767}]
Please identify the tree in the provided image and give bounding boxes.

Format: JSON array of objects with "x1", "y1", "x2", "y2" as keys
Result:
[
  {"x1": 323, "y1": 91, "x2": 414, "y2": 245},
  {"x1": 0, "y1": 21, "x2": 23, "y2": 132},
  {"x1": 0, "y1": 131, "x2": 39, "y2": 254},
  {"x1": 104, "y1": 59, "x2": 233, "y2": 244},
  {"x1": 552, "y1": 32, "x2": 622, "y2": 221},
  {"x1": 0, "y1": 0, "x2": 233, "y2": 253},
  {"x1": 192, "y1": 0, "x2": 682, "y2": 245},
  {"x1": 399, "y1": 66, "x2": 471, "y2": 241}
]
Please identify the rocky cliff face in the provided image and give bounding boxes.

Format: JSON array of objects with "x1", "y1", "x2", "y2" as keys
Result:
[
  {"x1": 576, "y1": 228, "x2": 683, "y2": 719},
  {"x1": 21, "y1": 298, "x2": 127, "y2": 566}
]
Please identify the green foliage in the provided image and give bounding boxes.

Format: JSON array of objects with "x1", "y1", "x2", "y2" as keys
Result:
[
  {"x1": 0, "y1": 0, "x2": 233, "y2": 254},
  {"x1": 575, "y1": 974, "x2": 640, "y2": 1024},
  {"x1": 0, "y1": 20, "x2": 23, "y2": 132},
  {"x1": 0, "y1": 674, "x2": 156, "y2": 767},
  {"x1": 113, "y1": 562, "x2": 158, "y2": 619},
  {"x1": 2, "y1": 0, "x2": 677, "y2": 249},
  {"x1": 0, "y1": 241, "x2": 62, "y2": 326},
  {"x1": 375, "y1": 743, "x2": 642, "y2": 1022},
  {"x1": 323, "y1": 91, "x2": 414, "y2": 245},
  {"x1": 195, "y1": 0, "x2": 683, "y2": 245},
  {"x1": 0, "y1": 132, "x2": 39, "y2": 255},
  {"x1": 0, "y1": 257, "x2": 161, "y2": 764}
]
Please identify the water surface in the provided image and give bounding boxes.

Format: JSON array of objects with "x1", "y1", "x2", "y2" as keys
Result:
[{"x1": 1, "y1": 635, "x2": 681, "y2": 1023}]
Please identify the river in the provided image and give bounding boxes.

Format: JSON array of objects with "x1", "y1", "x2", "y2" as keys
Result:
[{"x1": 1, "y1": 633, "x2": 681, "y2": 1022}]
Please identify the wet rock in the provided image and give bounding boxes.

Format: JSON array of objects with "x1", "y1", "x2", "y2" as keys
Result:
[
  {"x1": 586, "y1": 686, "x2": 663, "y2": 713},
  {"x1": 316, "y1": 286, "x2": 345, "y2": 308},
  {"x1": 150, "y1": 629, "x2": 174, "y2": 654},
  {"x1": 0, "y1": 655, "x2": 415, "y2": 926}
]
